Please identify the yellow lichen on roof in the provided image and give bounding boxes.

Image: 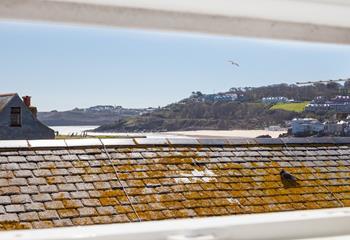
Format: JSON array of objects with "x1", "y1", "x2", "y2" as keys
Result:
[{"x1": 0, "y1": 143, "x2": 349, "y2": 231}]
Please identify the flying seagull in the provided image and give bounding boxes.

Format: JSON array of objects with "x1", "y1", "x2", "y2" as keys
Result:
[
  {"x1": 228, "y1": 60, "x2": 239, "y2": 67},
  {"x1": 280, "y1": 169, "x2": 298, "y2": 187}
]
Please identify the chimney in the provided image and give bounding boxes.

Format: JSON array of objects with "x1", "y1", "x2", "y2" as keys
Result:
[
  {"x1": 22, "y1": 96, "x2": 37, "y2": 118},
  {"x1": 29, "y1": 107, "x2": 38, "y2": 118},
  {"x1": 22, "y1": 96, "x2": 31, "y2": 107}
]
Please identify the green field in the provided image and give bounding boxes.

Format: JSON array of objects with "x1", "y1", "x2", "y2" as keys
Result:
[{"x1": 270, "y1": 101, "x2": 309, "y2": 113}]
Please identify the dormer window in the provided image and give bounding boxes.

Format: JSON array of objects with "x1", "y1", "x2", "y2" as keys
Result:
[{"x1": 10, "y1": 107, "x2": 21, "y2": 127}]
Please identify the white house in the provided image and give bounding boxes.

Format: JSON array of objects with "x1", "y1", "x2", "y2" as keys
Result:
[{"x1": 291, "y1": 118, "x2": 324, "y2": 136}]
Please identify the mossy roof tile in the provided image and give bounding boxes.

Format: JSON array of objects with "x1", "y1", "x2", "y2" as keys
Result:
[{"x1": 1, "y1": 140, "x2": 350, "y2": 231}]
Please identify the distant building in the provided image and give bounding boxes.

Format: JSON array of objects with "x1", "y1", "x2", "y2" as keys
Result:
[
  {"x1": 324, "y1": 121, "x2": 346, "y2": 136},
  {"x1": 305, "y1": 95, "x2": 350, "y2": 113},
  {"x1": 291, "y1": 118, "x2": 324, "y2": 137},
  {"x1": 291, "y1": 117, "x2": 350, "y2": 137},
  {"x1": 305, "y1": 103, "x2": 331, "y2": 113},
  {"x1": 139, "y1": 107, "x2": 157, "y2": 115},
  {"x1": 323, "y1": 120, "x2": 350, "y2": 136},
  {"x1": 261, "y1": 97, "x2": 293, "y2": 105},
  {"x1": 332, "y1": 95, "x2": 350, "y2": 103},
  {"x1": 189, "y1": 92, "x2": 238, "y2": 103},
  {"x1": 0, "y1": 93, "x2": 54, "y2": 140},
  {"x1": 312, "y1": 96, "x2": 327, "y2": 104},
  {"x1": 265, "y1": 125, "x2": 286, "y2": 131},
  {"x1": 209, "y1": 93, "x2": 238, "y2": 102}
]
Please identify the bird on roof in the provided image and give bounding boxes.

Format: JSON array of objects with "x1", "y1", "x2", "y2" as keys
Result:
[
  {"x1": 280, "y1": 169, "x2": 298, "y2": 187},
  {"x1": 228, "y1": 60, "x2": 239, "y2": 67},
  {"x1": 280, "y1": 169, "x2": 296, "y2": 181}
]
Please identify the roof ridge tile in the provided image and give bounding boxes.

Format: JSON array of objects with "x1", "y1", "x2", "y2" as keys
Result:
[{"x1": 0, "y1": 137, "x2": 348, "y2": 149}]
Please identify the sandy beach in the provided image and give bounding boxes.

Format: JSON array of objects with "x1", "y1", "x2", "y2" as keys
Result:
[
  {"x1": 168, "y1": 130, "x2": 286, "y2": 138},
  {"x1": 51, "y1": 126, "x2": 286, "y2": 138}
]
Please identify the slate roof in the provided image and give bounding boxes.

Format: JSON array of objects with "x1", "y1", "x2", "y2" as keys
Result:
[
  {"x1": 0, "y1": 94, "x2": 16, "y2": 112},
  {"x1": 0, "y1": 137, "x2": 349, "y2": 231}
]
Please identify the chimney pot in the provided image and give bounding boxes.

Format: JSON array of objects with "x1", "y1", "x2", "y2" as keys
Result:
[
  {"x1": 22, "y1": 96, "x2": 31, "y2": 107},
  {"x1": 22, "y1": 96, "x2": 37, "y2": 117}
]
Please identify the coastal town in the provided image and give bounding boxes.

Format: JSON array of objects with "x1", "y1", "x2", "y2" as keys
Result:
[
  {"x1": 3, "y1": 79, "x2": 350, "y2": 140},
  {"x1": 181, "y1": 79, "x2": 350, "y2": 138},
  {"x1": 1, "y1": 0, "x2": 350, "y2": 239},
  {"x1": 1, "y1": 87, "x2": 350, "y2": 239}
]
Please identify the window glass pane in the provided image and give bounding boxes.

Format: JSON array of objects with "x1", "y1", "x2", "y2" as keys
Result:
[{"x1": 10, "y1": 107, "x2": 21, "y2": 127}]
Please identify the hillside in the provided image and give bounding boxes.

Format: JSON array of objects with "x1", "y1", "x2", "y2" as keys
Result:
[
  {"x1": 228, "y1": 82, "x2": 343, "y2": 102},
  {"x1": 95, "y1": 81, "x2": 350, "y2": 132},
  {"x1": 38, "y1": 106, "x2": 151, "y2": 126},
  {"x1": 95, "y1": 102, "x2": 298, "y2": 132}
]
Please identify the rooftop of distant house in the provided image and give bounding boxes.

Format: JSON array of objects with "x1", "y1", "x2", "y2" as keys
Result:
[{"x1": 0, "y1": 93, "x2": 17, "y2": 111}]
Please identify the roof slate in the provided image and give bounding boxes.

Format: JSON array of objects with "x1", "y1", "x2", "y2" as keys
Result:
[
  {"x1": 0, "y1": 94, "x2": 15, "y2": 112},
  {"x1": 0, "y1": 138, "x2": 349, "y2": 231}
]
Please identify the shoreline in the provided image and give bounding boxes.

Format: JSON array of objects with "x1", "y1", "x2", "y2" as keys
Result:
[{"x1": 50, "y1": 126, "x2": 287, "y2": 138}]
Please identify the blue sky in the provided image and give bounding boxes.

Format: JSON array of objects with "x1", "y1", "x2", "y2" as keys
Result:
[{"x1": 1, "y1": 21, "x2": 350, "y2": 111}]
